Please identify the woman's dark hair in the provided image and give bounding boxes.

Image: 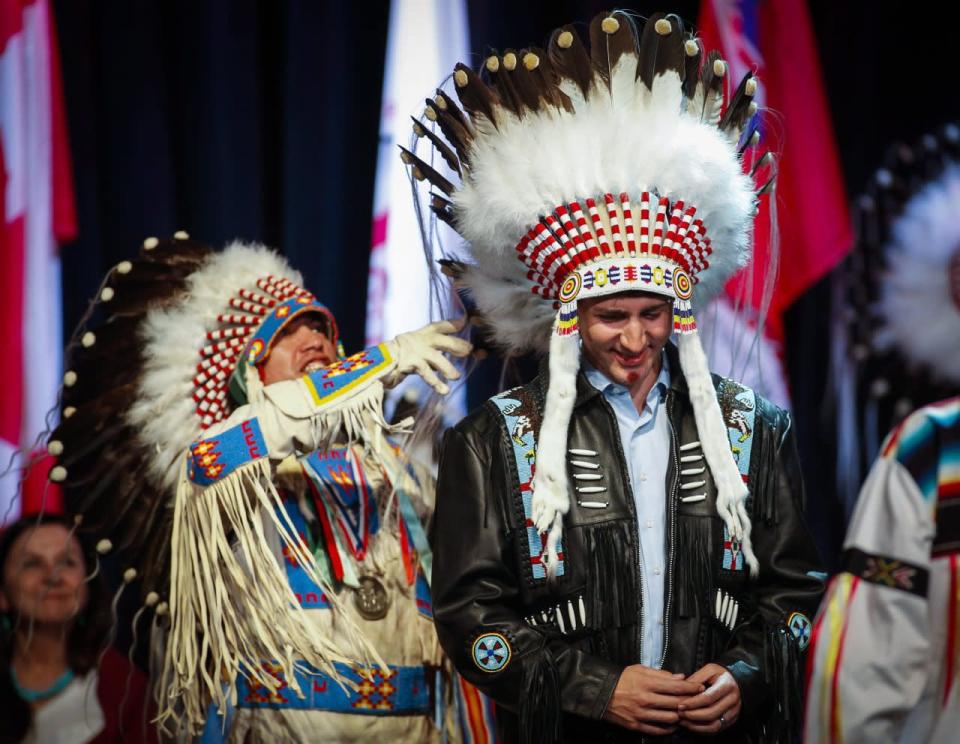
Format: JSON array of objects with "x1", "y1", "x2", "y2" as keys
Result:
[{"x1": 0, "y1": 513, "x2": 111, "y2": 743}]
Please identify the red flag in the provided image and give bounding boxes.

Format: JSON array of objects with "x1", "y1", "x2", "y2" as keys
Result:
[
  {"x1": 699, "y1": 0, "x2": 851, "y2": 336},
  {"x1": 0, "y1": 0, "x2": 77, "y2": 520}
]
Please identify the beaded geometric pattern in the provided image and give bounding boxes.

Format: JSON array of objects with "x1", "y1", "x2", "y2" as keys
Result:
[{"x1": 515, "y1": 191, "x2": 713, "y2": 302}]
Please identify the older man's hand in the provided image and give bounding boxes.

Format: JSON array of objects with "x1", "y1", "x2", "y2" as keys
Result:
[{"x1": 383, "y1": 318, "x2": 472, "y2": 395}]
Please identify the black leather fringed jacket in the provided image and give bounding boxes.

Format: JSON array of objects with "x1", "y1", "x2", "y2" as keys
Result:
[{"x1": 431, "y1": 344, "x2": 825, "y2": 743}]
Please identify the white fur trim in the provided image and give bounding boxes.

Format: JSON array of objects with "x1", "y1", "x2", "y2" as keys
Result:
[
  {"x1": 678, "y1": 331, "x2": 758, "y2": 576},
  {"x1": 126, "y1": 242, "x2": 305, "y2": 492},
  {"x1": 530, "y1": 324, "x2": 580, "y2": 577},
  {"x1": 873, "y1": 164, "x2": 960, "y2": 383}
]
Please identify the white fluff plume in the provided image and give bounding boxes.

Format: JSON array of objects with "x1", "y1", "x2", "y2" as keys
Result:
[
  {"x1": 874, "y1": 164, "x2": 960, "y2": 383},
  {"x1": 126, "y1": 242, "x2": 304, "y2": 492},
  {"x1": 530, "y1": 328, "x2": 580, "y2": 577},
  {"x1": 453, "y1": 72, "x2": 755, "y2": 354},
  {"x1": 678, "y1": 331, "x2": 759, "y2": 576}
]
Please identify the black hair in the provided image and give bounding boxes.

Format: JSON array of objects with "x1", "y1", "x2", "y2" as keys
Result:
[{"x1": 0, "y1": 513, "x2": 110, "y2": 743}]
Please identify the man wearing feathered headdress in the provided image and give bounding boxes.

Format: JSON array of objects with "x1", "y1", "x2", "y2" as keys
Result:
[
  {"x1": 48, "y1": 237, "x2": 484, "y2": 741},
  {"x1": 402, "y1": 10, "x2": 824, "y2": 742}
]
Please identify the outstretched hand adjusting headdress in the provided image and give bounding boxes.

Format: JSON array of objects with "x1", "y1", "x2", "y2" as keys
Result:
[{"x1": 404, "y1": 11, "x2": 773, "y2": 575}]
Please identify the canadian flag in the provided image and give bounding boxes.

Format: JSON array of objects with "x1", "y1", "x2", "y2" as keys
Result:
[
  {"x1": 697, "y1": 0, "x2": 851, "y2": 407},
  {"x1": 0, "y1": 0, "x2": 77, "y2": 521}
]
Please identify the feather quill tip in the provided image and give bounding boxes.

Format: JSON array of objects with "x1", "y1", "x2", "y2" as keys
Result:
[
  {"x1": 100, "y1": 287, "x2": 114, "y2": 302},
  {"x1": 523, "y1": 52, "x2": 540, "y2": 70},
  {"x1": 96, "y1": 539, "x2": 113, "y2": 554},
  {"x1": 684, "y1": 39, "x2": 699, "y2": 56},
  {"x1": 503, "y1": 52, "x2": 517, "y2": 71},
  {"x1": 712, "y1": 59, "x2": 727, "y2": 77},
  {"x1": 123, "y1": 568, "x2": 137, "y2": 583},
  {"x1": 81, "y1": 331, "x2": 96, "y2": 348},
  {"x1": 173, "y1": 230, "x2": 189, "y2": 240},
  {"x1": 49, "y1": 465, "x2": 67, "y2": 482},
  {"x1": 143, "y1": 236, "x2": 159, "y2": 250},
  {"x1": 655, "y1": 18, "x2": 672, "y2": 35},
  {"x1": 63, "y1": 406, "x2": 76, "y2": 418},
  {"x1": 47, "y1": 440, "x2": 63, "y2": 456},
  {"x1": 63, "y1": 370, "x2": 77, "y2": 387},
  {"x1": 557, "y1": 30, "x2": 574, "y2": 48},
  {"x1": 454, "y1": 69, "x2": 468, "y2": 87},
  {"x1": 745, "y1": 77, "x2": 758, "y2": 96},
  {"x1": 485, "y1": 55, "x2": 499, "y2": 72},
  {"x1": 424, "y1": 105, "x2": 437, "y2": 121}
]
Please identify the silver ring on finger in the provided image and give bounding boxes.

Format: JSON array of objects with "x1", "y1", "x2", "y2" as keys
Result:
[{"x1": 719, "y1": 713, "x2": 726, "y2": 728}]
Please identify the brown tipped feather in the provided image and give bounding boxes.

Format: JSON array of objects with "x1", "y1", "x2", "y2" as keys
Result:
[
  {"x1": 411, "y1": 116, "x2": 461, "y2": 175},
  {"x1": 719, "y1": 71, "x2": 756, "y2": 134},
  {"x1": 438, "y1": 258, "x2": 467, "y2": 281},
  {"x1": 426, "y1": 98, "x2": 473, "y2": 166},
  {"x1": 524, "y1": 47, "x2": 572, "y2": 112},
  {"x1": 398, "y1": 145, "x2": 455, "y2": 195},
  {"x1": 453, "y1": 63, "x2": 500, "y2": 128},
  {"x1": 430, "y1": 193, "x2": 457, "y2": 228},
  {"x1": 682, "y1": 37, "x2": 702, "y2": 99},
  {"x1": 653, "y1": 15, "x2": 686, "y2": 82},
  {"x1": 588, "y1": 11, "x2": 639, "y2": 88},
  {"x1": 508, "y1": 49, "x2": 549, "y2": 112},
  {"x1": 434, "y1": 91, "x2": 471, "y2": 132},
  {"x1": 637, "y1": 12, "x2": 668, "y2": 90},
  {"x1": 547, "y1": 25, "x2": 594, "y2": 100},
  {"x1": 697, "y1": 50, "x2": 726, "y2": 123},
  {"x1": 487, "y1": 52, "x2": 526, "y2": 116}
]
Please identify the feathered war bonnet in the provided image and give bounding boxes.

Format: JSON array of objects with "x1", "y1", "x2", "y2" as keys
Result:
[
  {"x1": 402, "y1": 11, "x2": 771, "y2": 576},
  {"x1": 48, "y1": 236, "x2": 362, "y2": 732}
]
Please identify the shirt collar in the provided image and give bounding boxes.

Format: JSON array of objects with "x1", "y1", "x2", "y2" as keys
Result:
[{"x1": 583, "y1": 351, "x2": 671, "y2": 406}]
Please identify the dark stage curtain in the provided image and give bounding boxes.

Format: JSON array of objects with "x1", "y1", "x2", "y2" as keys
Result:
[
  {"x1": 53, "y1": 1, "x2": 956, "y2": 569},
  {"x1": 54, "y1": 0, "x2": 390, "y2": 350}
]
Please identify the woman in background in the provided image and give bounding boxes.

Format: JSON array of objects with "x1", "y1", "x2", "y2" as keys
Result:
[{"x1": 0, "y1": 514, "x2": 154, "y2": 743}]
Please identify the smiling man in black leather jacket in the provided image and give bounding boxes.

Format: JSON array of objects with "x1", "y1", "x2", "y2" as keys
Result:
[
  {"x1": 432, "y1": 294, "x2": 824, "y2": 743},
  {"x1": 400, "y1": 9, "x2": 825, "y2": 743}
]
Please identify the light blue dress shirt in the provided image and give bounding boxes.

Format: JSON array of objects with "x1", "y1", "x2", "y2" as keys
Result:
[{"x1": 584, "y1": 354, "x2": 671, "y2": 667}]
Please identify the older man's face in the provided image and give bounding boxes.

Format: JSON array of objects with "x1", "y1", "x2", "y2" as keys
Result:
[
  {"x1": 260, "y1": 314, "x2": 337, "y2": 385},
  {"x1": 578, "y1": 292, "x2": 673, "y2": 389}
]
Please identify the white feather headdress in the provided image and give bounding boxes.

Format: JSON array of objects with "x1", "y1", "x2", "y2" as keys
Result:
[{"x1": 404, "y1": 11, "x2": 774, "y2": 576}]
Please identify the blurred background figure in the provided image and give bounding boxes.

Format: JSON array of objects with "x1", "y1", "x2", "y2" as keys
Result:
[
  {"x1": 803, "y1": 396, "x2": 960, "y2": 743},
  {"x1": 0, "y1": 514, "x2": 155, "y2": 744}
]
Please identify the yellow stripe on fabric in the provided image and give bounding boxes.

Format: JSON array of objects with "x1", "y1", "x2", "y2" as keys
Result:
[
  {"x1": 820, "y1": 573, "x2": 854, "y2": 744},
  {"x1": 303, "y1": 344, "x2": 393, "y2": 406}
]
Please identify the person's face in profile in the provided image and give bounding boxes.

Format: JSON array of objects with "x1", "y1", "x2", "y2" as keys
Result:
[
  {"x1": 259, "y1": 313, "x2": 337, "y2": 385},
  {"x1": 0, "y1": 524, "x2": 89, "y2": 625}
]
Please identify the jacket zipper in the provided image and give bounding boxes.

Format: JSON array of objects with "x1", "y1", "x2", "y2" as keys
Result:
[
  {"x1": 658, "y1": 393, "x2": 680, "y2": 668},
  {"x1": 595, "y1": 394, "x2": 645, "y2": 666}
]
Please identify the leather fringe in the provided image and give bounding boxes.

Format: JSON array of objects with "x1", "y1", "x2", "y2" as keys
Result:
[
  {"x1": 519, "y1": 649, "x2": 561, "y2": 744},
  {"x1": 760, "y1": 623, "x2": 803, "y2": 744},
  {"x1": 751, "y1": 417, "x2": 780, "y2": 527},
  {"x1": 674, "y1": 517, "x2": 713, "y2": 617},
  {"x1": 585, "y1": 520, "x2": 637, "y2": 628}
]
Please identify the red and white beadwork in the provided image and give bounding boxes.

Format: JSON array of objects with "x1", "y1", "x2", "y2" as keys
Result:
[
  {"x1": 193, "y1": 277, "x2": 332, "y2": 429},
  {"x1": 514, "y1": 191, "x2": 713, "y2": 302}
]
